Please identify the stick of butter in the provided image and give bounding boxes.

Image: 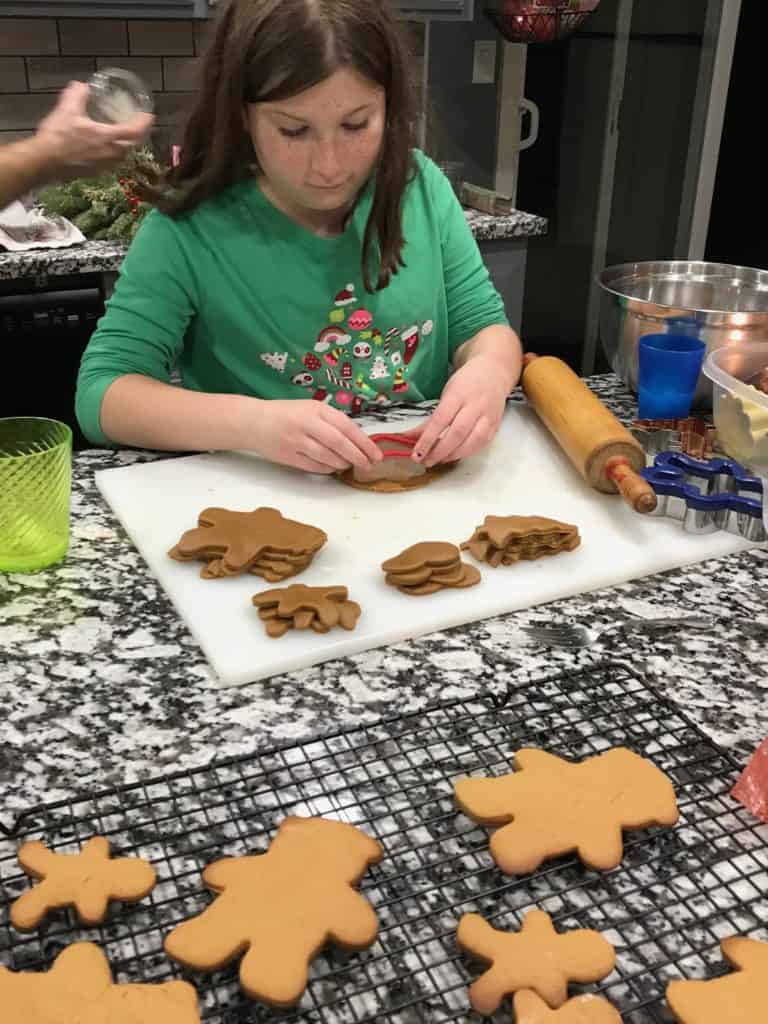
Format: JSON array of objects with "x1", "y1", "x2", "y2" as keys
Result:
[{"x1": 717, "y1": 385, "x2": 768, "y2": 472}]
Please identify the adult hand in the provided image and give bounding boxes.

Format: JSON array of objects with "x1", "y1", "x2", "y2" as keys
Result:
[
  {"x1": 250, "y1": 400, "x2": 384, "y2": 474},
  {"x1": 33, "y1": 81, "x2": 153, "y2": 175},
  {"x1": 406, "y1": 355, "x2": 511, "y2": 467}
]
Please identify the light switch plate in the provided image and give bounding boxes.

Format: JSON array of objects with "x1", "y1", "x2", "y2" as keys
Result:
[{"x1": 472, "y1": 39, "x2": 497, "y2": 85}]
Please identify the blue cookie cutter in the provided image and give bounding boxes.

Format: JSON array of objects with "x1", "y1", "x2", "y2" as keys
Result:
[{"x1": 641, "y1": 451, "x2": 766, "y2": 542}]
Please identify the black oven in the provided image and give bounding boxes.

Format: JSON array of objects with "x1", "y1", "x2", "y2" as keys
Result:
[{"x1": 0, "y1": 272, "x2": 106, "y2": 451}]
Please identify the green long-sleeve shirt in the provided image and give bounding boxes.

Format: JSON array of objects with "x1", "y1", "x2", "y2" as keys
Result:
[{"x1": 76, "y1": 150, "x2": 509, "y2": 445}]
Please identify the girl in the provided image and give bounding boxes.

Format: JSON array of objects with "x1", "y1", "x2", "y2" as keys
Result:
[{"x1": 76, "y1": 0, "x2": 522, "y2": 474}]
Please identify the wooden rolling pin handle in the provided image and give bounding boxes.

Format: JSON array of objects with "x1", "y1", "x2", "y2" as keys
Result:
[{"x1": 605, "y1": 457, "x2": 658, "y2": 515}]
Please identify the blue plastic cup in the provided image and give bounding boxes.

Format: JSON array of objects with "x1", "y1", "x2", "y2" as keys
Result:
[{"x1": 638, "y1": 334, "x2": 707, "y2": 419}]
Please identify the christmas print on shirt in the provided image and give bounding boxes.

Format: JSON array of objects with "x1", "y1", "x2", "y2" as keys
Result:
[{"x1": 262, "y1": 283, "x2": 434, "y2": 415}]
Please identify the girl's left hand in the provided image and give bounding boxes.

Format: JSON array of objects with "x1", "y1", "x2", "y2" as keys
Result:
[{"x1": 405, "y1": 355, "x2": 511, "y2": 467}]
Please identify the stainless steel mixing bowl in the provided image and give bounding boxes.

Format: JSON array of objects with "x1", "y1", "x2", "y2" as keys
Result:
[{"x1": 598, "y1": 260, "x2": 768, "y2": 408}]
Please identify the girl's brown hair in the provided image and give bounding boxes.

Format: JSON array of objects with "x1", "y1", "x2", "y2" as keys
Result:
[{"x1": 153, "y1": 0, "x2": 418, "y2": 291}]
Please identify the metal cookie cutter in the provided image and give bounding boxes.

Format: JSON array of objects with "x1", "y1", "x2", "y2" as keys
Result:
[
  {"x1": 631, "y1": 418, "x2": 719, "y2": 459},
  {"x1": 640, "y1": 451, "x2": 766, "y2": 542}
]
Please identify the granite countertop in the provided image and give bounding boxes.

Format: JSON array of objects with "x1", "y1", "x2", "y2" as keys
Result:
[
  {"x1": 0, "y1": 375, "x2": 766, "y2": 828},
  {"x1": 463, "y1": 206, "x2": 548, "y2": 241},
  {"x1": 0, "y1": 208, "x2": 547, "y2": 280}
]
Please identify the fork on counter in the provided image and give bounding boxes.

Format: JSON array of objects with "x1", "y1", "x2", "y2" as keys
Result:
[{"x1": 520, "y1": 615, "x2": 715, "y2": 650}]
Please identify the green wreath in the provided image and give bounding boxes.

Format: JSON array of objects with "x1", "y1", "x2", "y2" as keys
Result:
[{"x1": 36, "y1": 148, "x2": 164, "y2": 244}]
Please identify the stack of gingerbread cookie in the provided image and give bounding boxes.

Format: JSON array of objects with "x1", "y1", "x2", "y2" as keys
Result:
[
  {"x1": 169, "y1": 506, "x2": 327, "y2": 581},
  {"x1": 253, "y1": 584, "x2": 361, "y2": 638},
  {"x1": 382, "y1": 542, "x2": 481, "y2": 596},
  {"x1": 462, "y1": 515, "x2": 580, "y2": 567}
]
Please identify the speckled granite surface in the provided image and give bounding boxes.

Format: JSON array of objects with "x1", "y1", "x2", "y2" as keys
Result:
[
  {"x1": 0, "y1": 376, "x2": 766, "y2": 826},
  {"x1": 1, "y1": 375, "x2": 767, "y2": 1023},
  {"x1": 0, "y1": 239, "x2": 125, "y2": 280},
  {"x1": 463, "y1": 207, "x2": 548, "y2": 241},
  {"x1": 0, "y1": 209, "x2": 547, "y2": 280}
]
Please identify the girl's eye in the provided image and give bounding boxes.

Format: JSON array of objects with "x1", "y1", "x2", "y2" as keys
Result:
[{"x1": 278, "y1": 121, "x2": 368, "y2": 139}]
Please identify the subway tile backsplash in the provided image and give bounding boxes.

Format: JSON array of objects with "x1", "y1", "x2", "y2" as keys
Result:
[
  {"x1": 27, "y1": 56, "x2": 95, "y2": 92},
  {"x1": 58, "y1": 19, "x2": 129, "y2": 57},
  {"x1": 0, "y1": 14, "x2": 215, "y2": 154},
  {"x1": 0, "y1": 15, "x2": 426, "y2": 157},
  {"x1": 96, "y1": 55, "x2": 163, "y2": 92},
  {"x1": 126, "y1": 20, "x2": 194, "y2": 57},
  {"x1": 0, "y1": 55, "x2": 25, "y2": 92},
  {"x1": 0, "y1": 18, "x2": 58, "y2": 57}
]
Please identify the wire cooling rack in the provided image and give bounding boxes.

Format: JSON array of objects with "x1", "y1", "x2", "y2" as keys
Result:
[{"x1": 1, "y1": 661, "x2": 767, "y2": 1023}]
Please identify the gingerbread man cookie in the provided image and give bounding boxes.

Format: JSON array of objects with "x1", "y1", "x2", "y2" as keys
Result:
[
  {"x1": 0, "y1": 942, "x2": 200, "y2": 1024},
  {"x1": 455, "y1": 747, "x2": 679, "y2": 874},
  {"x1": 11, "y1": 836, "x2": 156, "y2": 930},
  {"x1": 457, "y1": 910, "x2": 615, "y2": 1014},
  {"x1": 514, "y1": 991, "x2": 622, "y2": 1023},
  {"x1": 164, "y1": 816, "x2": 383, "y2": 1007},
  {"x1": 169, "y1": 507, "x2": 327, "y2": 580},
  {"x1": 666, "y1": 936, "x2": 768, "y2": 1023}
]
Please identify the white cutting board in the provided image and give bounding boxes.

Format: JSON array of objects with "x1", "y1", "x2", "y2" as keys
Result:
[{"x1": 95, "y1": 406, "x2": 755, "y2": 687}]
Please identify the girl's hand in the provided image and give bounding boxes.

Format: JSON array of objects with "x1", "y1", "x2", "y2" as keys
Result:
[
  {"x1": 406, "y1": 355, "x2": 511, "y2": 467},
  {"x1": 250, "y1": 399, "x2": 383, "y2": 474}
]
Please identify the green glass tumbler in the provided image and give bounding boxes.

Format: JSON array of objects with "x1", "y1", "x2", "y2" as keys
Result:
[{"x1": 0, "y1": 418, "x2": 72, "y2": 572}]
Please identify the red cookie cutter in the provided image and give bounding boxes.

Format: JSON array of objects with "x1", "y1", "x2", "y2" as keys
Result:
[{"x1": 369, "y1": 433, "x2": 418, "y2": 459}]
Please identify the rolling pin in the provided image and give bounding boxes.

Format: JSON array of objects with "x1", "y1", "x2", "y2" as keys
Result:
[{"x1": 522, "y1": 354, "x2": 657, "y2": 514}]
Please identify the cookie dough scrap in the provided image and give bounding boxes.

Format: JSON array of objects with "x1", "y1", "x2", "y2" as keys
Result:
[
  {"x1": 10, "y1": 836, "x2": 156, "y2": 931},
  {"x1": 514, "y1": 990, "x2": 622, "y2": 1023},
  {"x1": 455, "y1": 747, "x2": 679, "y2": 875},
  {"x1": 252, "y1": 584, "x2": 362, "y2": 638},
  {"x1": 457, "y1": 910, "x2": 615, "y2": 1015},
  {"x1": 164, "y1": 816, "x2": 383, "y2": 1008},
  {"x1": 337, "y1": 433, "x2": 456, "y2": 493},
  {"x1": 169, "y1": 507, "x2": 327, "y2": 580},
  {"x1": 382, "y1": 542, "x2": 481, "y2": 595},
  {"x1": 462, "y1": 515, "x2": 580, "y2": 567},
  {"x1": 666, "y1": 937, "x2": 768, "y2": 1024},
  {"x1": 0, "y1": 942, "x2": 200, "y2": 1024}
]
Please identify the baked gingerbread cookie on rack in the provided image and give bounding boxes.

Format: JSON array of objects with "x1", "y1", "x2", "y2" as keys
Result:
[
  {"x1": 513, "y1": 991, "x2": 622, "y2": 1023},
  {"x1": 10, "y1": 836, "x2": 156, "y2": 931},
  {"x1": 0, "y1": 942, "x2": 200, "y2": 1023},
  {"x1": 457, "y1": 909, "x2": 615, "y2": 1015},
  {"x1": 666, "y1": 936, "x2": 768, "y2": 1023},
  {"x1": 455, "y1": 747, "x2": 679, "y2": 875},
  {"x1": 169, "y1": 506, "x2": 327, "y2": 581},
  {"x1": 337, "y1": 433, "x2": 456, "y2": 492},
  {"x1": 164, "y1": 816, "x2": 383, "y2": 1007}
]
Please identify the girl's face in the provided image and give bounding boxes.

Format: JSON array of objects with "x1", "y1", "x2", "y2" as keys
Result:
[{"x1": 246, "y1": 67, "x2": 386, "y2": 217}]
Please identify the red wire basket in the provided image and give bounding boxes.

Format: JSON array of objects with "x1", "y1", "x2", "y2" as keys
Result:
[{"x1": 485, "y1": 2, "x2": 599, "y2": 44}]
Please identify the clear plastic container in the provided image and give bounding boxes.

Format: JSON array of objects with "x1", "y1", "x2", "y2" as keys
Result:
[
  {"x1": 86, "y1": 67, "x2": 154, "y2": 125},
  {"x1": 703, "y1": 341, "x2": 768, "y2": 475}
]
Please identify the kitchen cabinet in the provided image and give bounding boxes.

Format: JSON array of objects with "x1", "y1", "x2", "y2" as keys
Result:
[
  {"x1": 398, "y1": 0, "x2": 474, "y2": 18},
  {"x1": 0, "y1": 0, "x2": 201, "y2": 17},
  {"x1": 0, "y1": 0, "x2": 472, "y2": 17}
]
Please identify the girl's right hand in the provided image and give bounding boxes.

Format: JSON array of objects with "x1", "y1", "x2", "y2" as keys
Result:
[{"x1": 249, "y1": 399, "x2": 383, "y2": 474}]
